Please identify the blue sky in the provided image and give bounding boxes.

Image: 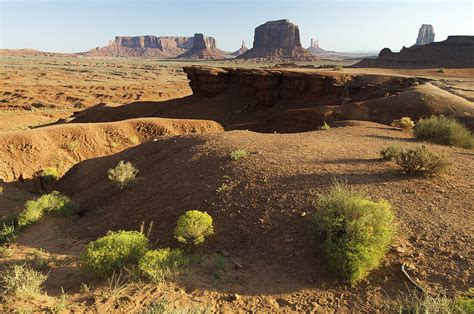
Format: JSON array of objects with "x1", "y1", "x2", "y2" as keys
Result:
[{"x1": 1, "y1": 0, "x2": 473, "y2": 53}]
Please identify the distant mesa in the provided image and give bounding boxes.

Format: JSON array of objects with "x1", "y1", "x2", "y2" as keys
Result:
[
  {"x1": 177, "y1": 33, "x2": 225, "y2": 60},
  {"x1": 307, "y1": 38, "x2": 334, "y2": 55},
  {"x1": 231, "y1": 40, "x2": 249, "y2": 57},
  {"x1": 354, "y1": 35, "x2": 474, "y2": 68},
  {"x1": 415, "y1": 24, "x2": 435, "y2": 46},
  {"x1": 237, "y1": 19, "x2": 318, "y2": 61}
]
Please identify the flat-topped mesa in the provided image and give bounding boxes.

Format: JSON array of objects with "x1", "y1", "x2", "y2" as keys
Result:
[
  {"x1": 415, "y1": 24, "x2": 435, "y2": 45},
  {"x1": 238, "y1": 19, "x2": 318, "y2": 61},
  {"x1": 354, "y1": 35, "x2": 474, "y2": 68},
  {"x1": 86, "y1": 35, "x2": 194, "y2": 57},
  {"x1": 177, "y1": 33, "x2": 224, "y2": 60}
]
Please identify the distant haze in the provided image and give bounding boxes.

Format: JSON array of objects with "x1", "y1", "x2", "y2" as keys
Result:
[{"x1": 1, "y1": 0, "x2": 473, "y2": 53}]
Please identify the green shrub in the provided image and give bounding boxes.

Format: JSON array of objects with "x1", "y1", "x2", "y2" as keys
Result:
[
  {"x1": 0, "y1": 264, "x2": 47, "y2": 297},
  {"x1": 320, "y1": 121, "x2": 331, "y2": 130},
  {"x1": 17, "y1": 191, "x2": 78, "y2": 228},
  {"x1": 0, "y1": 223, "x2": 16, "y2": 244},
  {"x1": 139, "y1": 248, "x2": 189, "y2": 282},
  {"x1": 414, "y1": 115, "x2": 474, "y2": 149},
  {"x1": 380, "y1": 144, "x2": 401, "y2": 161},
  {"x1": 82, "y1": 230, "x2": 149, "y2": 278},
  {"x1": 395, "y1": 145, "x2": 450, "y2": 175},
  {"x1": 108, "y1": 160, "x2": 139, "y2": 189},
  {"x1": 40, "y1": 167, "x2": 60, "y2": 182},
  {"x1": 391, "y1": 117, "x2": 415, "y2": 131},
  {"x1": 313, "y1": 182, "x2": 395, "y2": 284},
  {"x1": 229, "y1": 149, "x2": 248, "y2": 161},
  {"x1": 174, "y1": 210, "x2": 214, "y2": 245}
]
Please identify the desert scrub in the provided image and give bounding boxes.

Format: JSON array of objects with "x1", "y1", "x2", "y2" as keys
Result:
[
  {"x1": 391, "y1": 117, "x2": 415, "y2": 131},
  {"x1": 17, "y1": 191, "x2": 78, "y2": 228},
  {"x1": 395, "y1": 145, "x2": 450, "y2": 175},
  {"x1": 0, "y1": 264, "x2": 47, "y2": 298},
  {"x1": 174, "y1": 210, "x2": 214, "y2": 245},
  {"x1": 320, "y1": 121, "x2": 331, "y2": 130},
  {"x1": 414, "y1": 115, "x2": 474, "y2": 149},
  {"x1": 139, "y1": 248, "x2": 189, "y2": 282},
  {"x1": 82, "y1": 230, "x2": 149, "y2": 278},
  {"x1": 40, "y1": 167, "x2": 60, "y2": 182},
  {"x1": 313, "y1": 182, "x2": 395, "y2": 284},
  {"x1": 333, "y1": 65, "x2": 343, "y2": 71},
  {"x1": 108, "y1": 160, "x2": 139, "y2": 189},
  {"x1": 229, "y1": 149, "x2": 248, "y2": 161},
  {"x1": 0, "y1": 223, "x2": 16, "y2": 244},
  {"x1": 380, "y1": 144, "x2": 401, "y2": 161}
]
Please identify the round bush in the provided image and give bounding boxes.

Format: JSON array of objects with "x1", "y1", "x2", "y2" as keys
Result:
[
  {"x1": 82, "y1": 230, "x2": 149, "y2": 278},
  {"x1": 174, "y1": 210, "x2": 214, "y2": 245},
  {"x1": 139, "y1": 248, "x2": 189, "y2": 282},
  {"x1": 40, "y1": 167, "x2": 60, "y2": 182},
  {"x1": 414, "y1": 115, "x2": 474, "y2": 149},
  {"x1": 313, "y1": 183, "x2": 396, "y2": 284}
]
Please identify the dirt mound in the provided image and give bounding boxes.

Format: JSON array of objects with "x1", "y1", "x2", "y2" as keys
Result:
[
  {"x1": 72, "y1": 66, "x2": 474, "y2": 132},
  {"x1": 56, "y1": 122, "x2": 472, "y2": 310},
  {"x1": 0, "y1": 118, "x2": 223, "y2": 182}
]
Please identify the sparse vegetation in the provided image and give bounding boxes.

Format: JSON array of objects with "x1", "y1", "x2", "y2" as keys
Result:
[
  {"x1": 216, "y1": 183, "x2": 232, "y2": 193},
  {"x1": 391, "y1": 117, "x2": 415, "y2": 131},
  {"x1": 40, "y1": 167, "x2": 60, "y2": 182},
  {"x1": 29, "y1": 248, "x2": 51, "y2": 271},
  {"x1": 0, "y1": 223, "x2": 16, "y2": 244},
  {"x1": 229, "y1": 149, "x2": 248, "y2": 161},
  {"x1": 313, "y1": 182, "x2": 395, "y2": 284},
  {"x1": 138, "y1": 248, "x2": 189, "y2": 282},
  {"x1": 174, "y1": 210, "x2": 214, "y2": 245},
  {"x1": 320, "y1": 121, "x2": 331, "y2": 130},
  {"x1": 333, "y1": 65, "x2": 343, "y2": 71},
  {"x1": 395, "y1": 145, "x2": 450, "y2": 175},
  {"x1": 67, "y1": 139, "x2": 81, "y2": 152},
  {"x1": 380, "y1": 144, "x2": 401, "y2": 161},
  {"x1": 0, "y1": 264, "x2": 47, "y2": 298},
  {"x1": 129, "y1": 135, "x2": 140, "y2": 145},
  {"x1": 414, "y1": 115, "x2": 474, "y2": 149},
  {"x1": 82, "y1": 230, "x2": 149, "y2": 278},
  {"x1": 108, "y1": 160, "x2": 139, "y2": 189},
  {"x1": 17, "y1": 191, "x2": 78, "y2": 228}
]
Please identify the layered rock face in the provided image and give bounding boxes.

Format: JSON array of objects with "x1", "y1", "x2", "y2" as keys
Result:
[
  {"x1": 231, "y1": 41, "x2": 249, "y2": 56},
  {"x1": 238, "y1": 19, "x2": 317, "y2": 61},
  {"x1": 354, "y1": 36, "x2": 474, "y2": 68},
  {"x1": 415, "y1": 24, "x2": 435, "y2": 45},
  {"x1": 177, "y1": 33, "x2": 224, "y2": 59},
  {"x1": 182, "y1": 66, "x2": 474, "y2": 132},
  {"x1": 85, "y1": 35, "x2": 194, "y2": 57}
]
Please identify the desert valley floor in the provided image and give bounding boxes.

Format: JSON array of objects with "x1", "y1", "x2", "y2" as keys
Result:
[{"x1": 0, "y1": 55, "x2": 473, "y2": 312}]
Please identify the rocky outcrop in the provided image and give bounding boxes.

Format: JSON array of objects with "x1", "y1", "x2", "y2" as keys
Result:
[
  {"x1": 231, "y1": 41, "x2": 249, "y2": 57},
  {"x1": 84, "y1": 35, "x2": 194, "y2": 57},
  {"x1": 307, "y1": 38, "x2": 334, "y2": 55},
  {"x1": 354, "y1": 36, "x2": 474, "y2": 68},
  {"x1": 182, "y1": 66, "x2": 474, "y2": 132},
  {"x1": 238, "y1": 20, "x2": 317, "y2": 61},
  {"x1": 415, "y1": 24, "x2": 435, "y2": 45},
  {"x1": 177, "y1": 33, "x2": 225, "y2": 59}
]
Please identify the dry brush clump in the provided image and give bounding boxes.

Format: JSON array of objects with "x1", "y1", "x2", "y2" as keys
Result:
[
  {"x1": 395, "y1": 145, "x2": 450, "y2": 175},
  {"x1": 313, "y1": 182, "x2": 396, "y2": 284},
  {"x1": 391, "y1": 117, "x2": 415, "y2": 131},
  {"x1": 229, "y1": 149, "x2": 248, "y2": 161},
  {"x1": 0, "y1": 264, "x2": 47, "y2": 298},
  {"x1": 414, "y1": 115, "x2": 474, "y2": 149},
  {"x1": 380, "y1": 144, "x2": 401, "y2": 161},
  {"x1": 108, "y1": 160, "x2": 139, "y2": 189}
]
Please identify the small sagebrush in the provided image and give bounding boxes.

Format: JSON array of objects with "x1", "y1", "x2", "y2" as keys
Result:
[
  {"x1": 0, "y1": 223, "x2": 16, "y2": 244},
  {"x1": 17, "y1": 191, "x2": 78, "y2": 228},
  {"x1": 380, "y1": 144, "x2": 401, "y2": 161},
  {"x1": 174, "y1": 210, "x2": 214, "y2": 245},
  {"x1": 313, "y1": 182, "x2": 395, "y2": 284},
  {"x1": 82, "y1": 230, "x2": 149, "y2": 278},
  {"x1": 139, "y1": 248, "x2": 189, "y2": 282},
  {"x1": 320, "y1": 121, "x2": 331, "y2": 130},
  {"x1": 108, "y1": 161, "x2": 138, "y2": 189},
  {"x1": 391, "y1": 117, "x2": 415, "y2": 131},
  {"x1": 395, "y1": 145, "x2": 450, "y2": 175},
  {"x1": 40, "y1": 167, "x2": 60, "y2": 182},
  {"x1": 414, "y1": 115, "x2": 474, "y2": 149},
  {"x1": 229, "y1": 149, "x2": 248, "y2": 161},
  {"x1": 0, "y1": 264, "x2": 47, "y2": 297}
]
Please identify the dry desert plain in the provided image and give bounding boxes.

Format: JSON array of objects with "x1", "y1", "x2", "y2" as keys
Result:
[{"x1": 0, "y1": 55, "x2": 473, "y2": 312}]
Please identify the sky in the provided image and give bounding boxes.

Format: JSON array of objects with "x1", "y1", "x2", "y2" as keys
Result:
[{"x1": 0, "y1": 0, "x2": 473, "y2": 53}]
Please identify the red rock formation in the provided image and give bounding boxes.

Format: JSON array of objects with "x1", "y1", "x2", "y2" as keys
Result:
[
  {"x1": 415, "y1": 24, "x2": 435, "y2": 46},
  {"x1": 231, "y1": 41, "x2": 248, "y2": 57},
  {"x1": 354, "y1": 36, "x2": 474, "y2": 68},
  {"x1": 238, "y1": 19, "x2": 317, "y2": 61},
  {"x1": 307, "y1": 38, "x2": 334, "y2": 55},
  {"x1": 177, "y1": 33, "x2": 224, "y2": 60}
]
